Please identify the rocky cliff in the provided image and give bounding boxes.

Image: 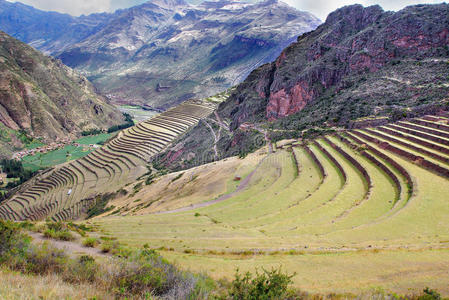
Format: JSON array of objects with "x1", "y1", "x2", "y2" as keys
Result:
[
  {"x1": 155, "y1": 4, "x2": 449, "y2": 170},
  {"x1": 0, "y1": 31, "x2": 124, "y2": 158}
]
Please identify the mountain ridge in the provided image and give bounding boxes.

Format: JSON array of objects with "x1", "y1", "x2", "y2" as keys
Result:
[{"x1": 0, "y1": 0, "x2": 321, "y2": 109}]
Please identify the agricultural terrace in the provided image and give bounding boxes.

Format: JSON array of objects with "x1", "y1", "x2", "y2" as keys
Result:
[
  {"x1": 95, "y1": 113, "x2": 449, "y2": 295},
  {"x1": 118, "y1": 105, "x2": 159, "y2": 123},
  {"x1": 0, "y1": 100, "x2": 215, "y2": 221},
  {"x1": 21, "y1": 134, "x2": 112, "y2": 172}
]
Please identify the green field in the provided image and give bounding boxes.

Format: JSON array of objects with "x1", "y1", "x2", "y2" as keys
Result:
[
  {"x1": 22, "y1": 145, "x2": 92, "y2": 172},
  {"x1": 25, "y1": 141, "x2": 45, "y2": 150},
  {"x1": 21, "y1": 134, "x2": 113, "y2": 172},
  {"x1": 75, "y1": 133, "x2": 113, "y2": 145}
]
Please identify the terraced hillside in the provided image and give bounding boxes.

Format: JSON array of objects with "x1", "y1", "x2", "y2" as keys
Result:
[
  {"x1": 0, "y1": 100, "x2": 215, "y2": 221},
  {"x1": 95, "y1": 113, "x2": 449, "y2": 295}
]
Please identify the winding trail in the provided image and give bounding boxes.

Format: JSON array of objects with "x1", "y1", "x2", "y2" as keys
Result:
[
  {"x1": 154, "y1": 154, "x2": 269, "y2": 215},
  {"x1": 29, "y1": 232, "x2": 109, "y2": 258}
]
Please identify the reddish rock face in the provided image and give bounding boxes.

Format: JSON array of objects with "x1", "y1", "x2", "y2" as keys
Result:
[
  {"x1": 166, "y1": 148, "x2": 184, "y2": 164},
  {"x1": 214, "y1": 3, "x2": 449, "y2": 134},
  {"x1": 257, "y1": 4, "x2": 449, "y2": 122},
  {"x1": 266, "y1": 81, "x2": 314, "y2": 120}
]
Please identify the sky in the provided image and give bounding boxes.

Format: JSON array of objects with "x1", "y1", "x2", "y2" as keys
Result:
[{"x1": 6, "y1": 0, "x2": 445, "y2": 20}]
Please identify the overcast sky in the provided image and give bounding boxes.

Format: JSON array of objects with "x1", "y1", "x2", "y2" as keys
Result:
[{"x1": 6, "y1": 0, "x2": 446, "y2": 20}]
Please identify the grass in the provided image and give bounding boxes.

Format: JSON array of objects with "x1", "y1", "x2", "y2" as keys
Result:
[
  {"x1": 94, "y1": 126, "x2": 449, "y2": 296},
  {"x1": 22, "y1": 145, "x2": 93, "y2": 172},
  {"x1": 74, "y1": 133, "x2": 113, "y2": 145},
  {"x1": 25, "y1": 140, "x2": 45, "y2": 150},
  {"x1": 0, "y1": 221, "x2": 214, "y2": 299},
  {"x1": 82, "y1": 237, "x2": 99, "y2": 248},
  {"x1": 20, "y1": 134, "x2": 113, "y2": 172},
  {"x1": 0, "y1": 267, "x2": 112, "y2": 299},
  {"x1": 6, "y1": 111, "x2": 449, "y2": 296}
]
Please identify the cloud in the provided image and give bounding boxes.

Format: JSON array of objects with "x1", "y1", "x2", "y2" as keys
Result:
[{"x1": 6, "y1": 0, "x2": 112, "y2": 15}]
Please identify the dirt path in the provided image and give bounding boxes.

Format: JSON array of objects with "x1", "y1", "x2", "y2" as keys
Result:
[
  {"x1": 203, "y1": 119, "x2": 221, "y2": 161},
  {"x1": 214, "y1": 111, "x2": 230, "y2": 131},
  {"x1": 254, "y1": 125, "x2": 273, "y2": 153},
  {"x1": 154, "y1": 154, "x2": 269, "y2": 215},
  {"x1": 29, "y1": 232, "x2": 109, "y2": 258}
]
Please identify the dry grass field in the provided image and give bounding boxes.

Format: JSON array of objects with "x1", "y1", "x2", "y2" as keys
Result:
[{"x1": 0, "y1": 267, "x2": 112, "y2": 300}]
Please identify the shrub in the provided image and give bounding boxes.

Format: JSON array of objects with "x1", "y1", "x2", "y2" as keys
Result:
[
  {"x1": 43, "y1": 228, "x2": 75, "y2": 241},
  {"x1": 0, "y1": 221, "x2": 30, "y2": 263},
  {"x1": 24, "y1": 242, "x2": 68, "y2": 275},
  {"x1": 418, "y1": 288, "x2": 442, "y2": 300},
  {"x1": 109, "y1": 248, "x2": 199, "y2": 298},
  {"x1": 56, "y1": 230, "x2": 75, "y2": 241},
  {"x1": 107, "y1": 113, "x2": 134, "y2": 133},
  {"x1": 0, "y1": 221, "x2": 213, "y2": 299},
  {"x1": 171, "y1": 173, "x2": 184, "y2": 183},
  {"x1": 101, "y1": 241, "x2": 112, "y2": 253},
  {"x1": 145, "y1": 176, "x2": 154, "y2": 185},
  {"x1": 227, "y1": 267, "x2": 296, "y2": 300},
  {"x1": 86, "y1": 193, "x2": 118, "y2": 218},
  {"x1": 83, "y1": 237, "x2": 100, "y2": 248},
  {"x1": 64, "y1": 255, "x2": 99, "y2": 284},
  {"x1": 81, "y1": 128, "x2": 103, "y2": 136}
]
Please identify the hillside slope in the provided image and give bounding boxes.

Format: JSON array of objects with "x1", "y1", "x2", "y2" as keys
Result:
[
  {"x1": 157, "y1": 3, "x2": 449, "y2": 170},
  {"x1": 0, "y1": 100, "x2": 215, "y2": 221},
  {"x1": 0, "y1": 0, "x2": 320, "y2": 109},
  {"x1": 0, "y1": 31, "x2": 124, "y2": 158}
]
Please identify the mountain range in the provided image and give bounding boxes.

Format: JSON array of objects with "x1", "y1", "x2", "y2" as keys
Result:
[
  {"x1": 0, "y1": 0, "x2": 321, "y2": 109},
  {"x1": 156, "y1": 3, "x2": 449, "y2": 170}
]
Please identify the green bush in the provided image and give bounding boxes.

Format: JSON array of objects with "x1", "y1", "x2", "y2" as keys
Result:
[
  {"x1": 418, "y1": 288, "x2": 442, "y2": 300},
  {"x1": 43, "y1": 222, "x2": 75, "y2": 241},
  {"x1": 171, "y1": 173, "x2": 184, "y2": 183},
  {"x1": 86, "y1": 193, "x2": 118, "y2": 218},
  {"x1": 0, "y1": 221, "x2": 213, "y2": 299},
  {"x1": 43, "y1": 228, "x2": 75, "y2": 241},
  {"x1": 101, "y1": 241, "x2": 113, "y2": 253},
  {"x1": 24, "y1": 242, "x2": 68, "y2": 275},
  {"x1": 83, "y1": 237, "x2": 99, "y2": 248},
  {"x1": 0, "y1": 221, "x2": 30, "y2": 263},
  {"x1": 65, "y1": 255, "x2": 99, "y2": 284},
  {"x1": 81, "y1": 128, "x2": 104, "y2": 136},
  {"x1": 227, "y1": 267, "x2": 296, "y2": 300},
  {"x1": 107, "y1": 113, "x2": 134, "y2": 133}
]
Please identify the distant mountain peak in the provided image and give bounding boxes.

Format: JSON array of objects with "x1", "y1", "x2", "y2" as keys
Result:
[
  {"x1": 144, "y1": 0, "x2": 188, "y2": 9},
  {"x1": 325, "y1": 4, "x2": 384, "y2": 25},
  {"x1": 0, "y1": 0, "x2": 321, "y2": 109}
]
